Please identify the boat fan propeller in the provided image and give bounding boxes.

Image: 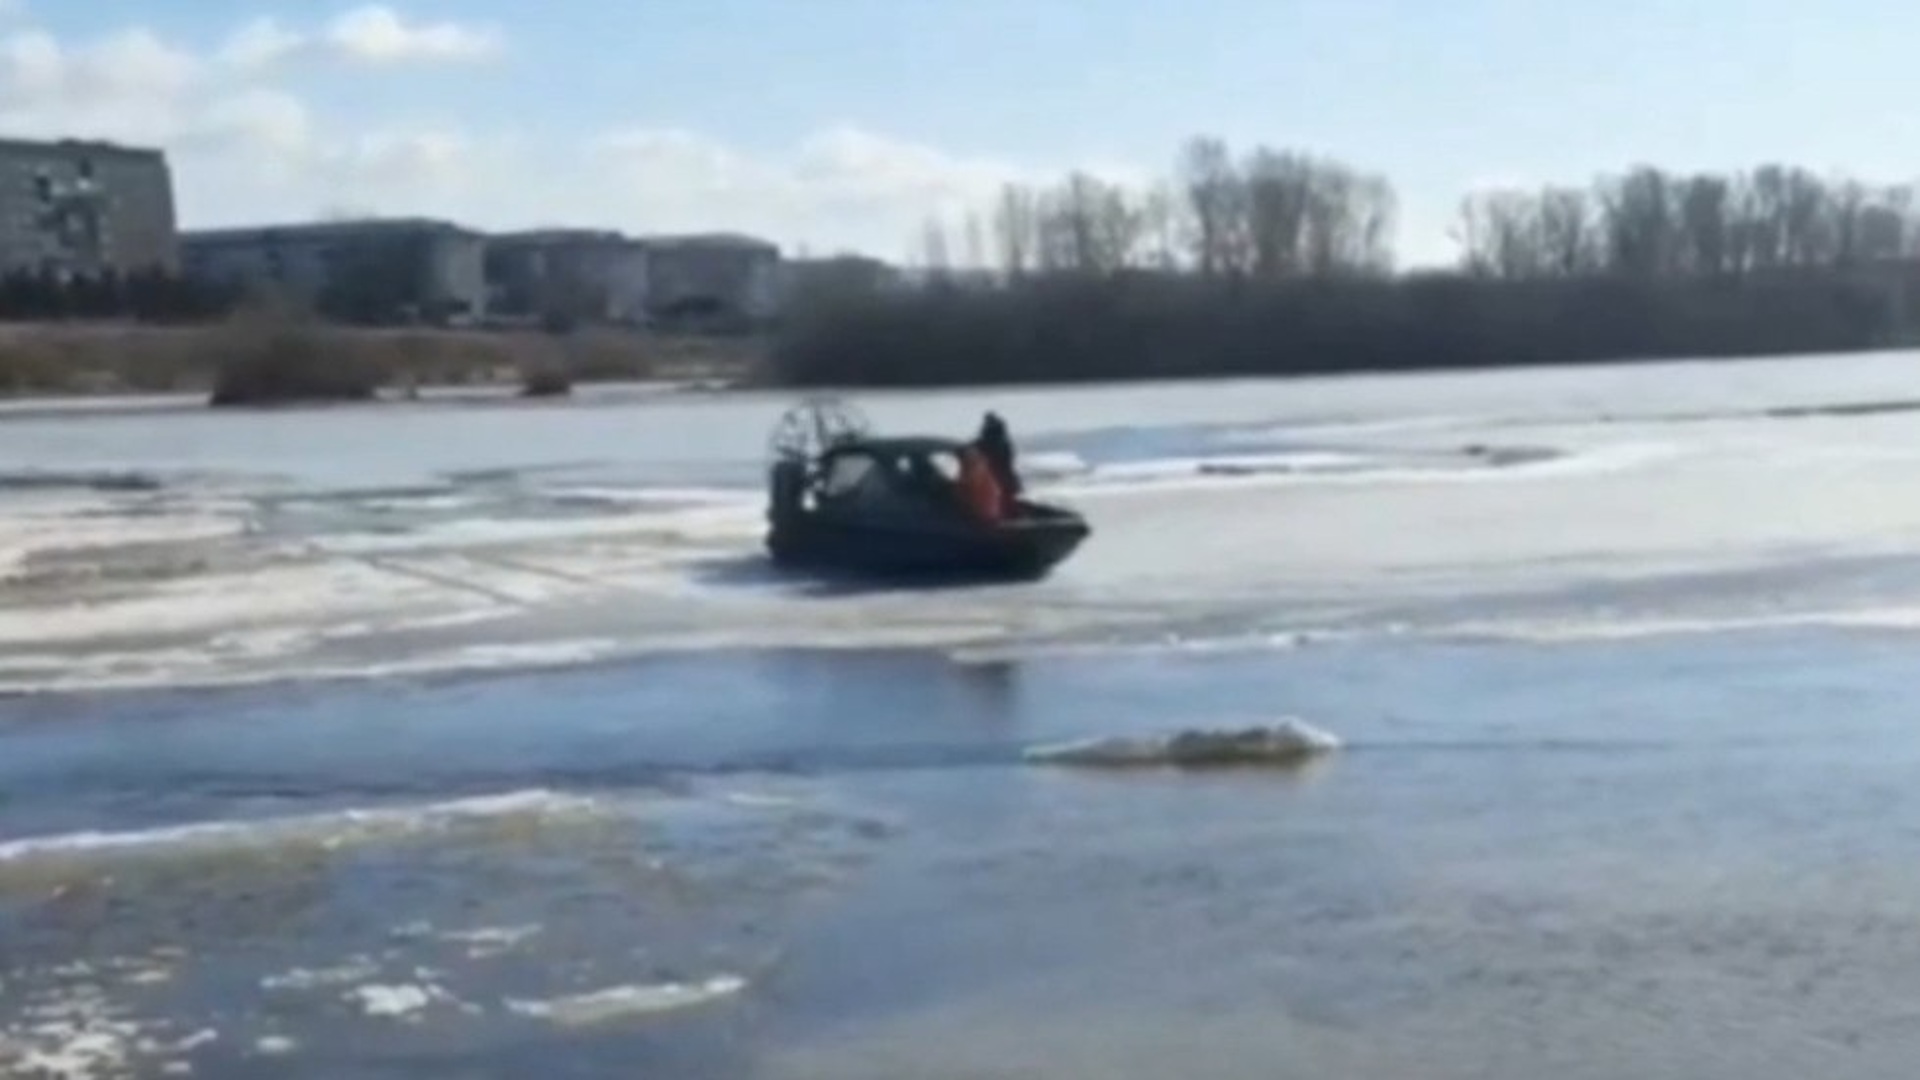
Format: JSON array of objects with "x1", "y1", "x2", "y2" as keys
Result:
[{"x1": 767, "y1": 397, "x2": 872, "y2": 464}]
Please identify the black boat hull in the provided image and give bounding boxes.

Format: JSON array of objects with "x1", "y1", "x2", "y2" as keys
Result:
[{"x1": 767, "y1": 503, "x2": 1090, "y2": 582}]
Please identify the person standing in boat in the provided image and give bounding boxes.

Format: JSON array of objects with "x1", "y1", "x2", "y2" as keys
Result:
[
  {"x1": 974, "y1": 411, "x2": 1022, "y2": 511},
  {"x1": 956, "y1": 444, "x2": 1005, "y2": 523}
]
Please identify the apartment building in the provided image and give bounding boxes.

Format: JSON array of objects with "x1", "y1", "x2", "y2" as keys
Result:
[
  {"x1": 182, "y1": 217, "x2": 487, "y2": 323},
  {"x1": 0, "y1": 137, "x2": 177, "y2": 276}
]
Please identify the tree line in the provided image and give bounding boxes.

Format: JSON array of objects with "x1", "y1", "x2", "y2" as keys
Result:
[
  {"x1": 768, "y1": 138, "x2": 1915, "y2": 386},
  {"x1": 911, "y1": 138, "x2": 1398, "y2": 280},
  {"x1": 1458, "y1": 166, "x2": 1920, "y2": 280}
]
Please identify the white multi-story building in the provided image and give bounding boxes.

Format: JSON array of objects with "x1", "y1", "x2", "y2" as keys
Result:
[
  {"x1": 640, "y1": 232, "x2": 782, "y2": 324},
  {"x1": 485, "y1": 229, "x2": 649, "y2": 324},
  {"x1": 182, "y1": 218, "x2": 487, "y2": 322},
  {"x1": 0, "y1": 137, "x2": 177, "y2": 276}
]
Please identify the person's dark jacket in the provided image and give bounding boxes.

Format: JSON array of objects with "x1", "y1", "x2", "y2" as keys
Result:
[{"x1": 976, "y1": 412, "x2": 1022, "y2": 498}]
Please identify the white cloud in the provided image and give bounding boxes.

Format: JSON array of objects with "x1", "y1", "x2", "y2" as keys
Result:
[
  {"x1": 77, "y1": 29, "x2": 200, "y2": 99},
  {"x1": 0, "y1": 9, "x2": 1146, "y2": 260},
  {"x1": 323, "y1": 5, "x2": 502, "y2": 65},
  {"x1": 0, "y1": 27, "x2": 201, "y2": 143},
  {"x1": 184, "y1": 89, "x2": 313, "y2": 157},
  {"x1": 561, "y1": 126, "x2": 1063, "y2": 254},
  {"x1": 0, "y1": 28, "x2": 61, "y2": 98},
  {"x1": 0, "y1": 26, "x2": 203, "y2": 104},
  {"x1": 794, "y1": 126, "x2": 1022, "y2": 205},
  {"x1": 216, "y1": 6, "x2": 500, "y2": 72},
  {"x1": 322, "y1": 130, "x2": 479, "y2": 188},
  {"x1": 0, "y1": 7, "x2": 495, "y2": 149},
  {"x1": 218, "y1": 18, "x2": 305, "y2": 73},
  {"x1": 173, "y1": 123, "x2": 1053, "y2": 259}
]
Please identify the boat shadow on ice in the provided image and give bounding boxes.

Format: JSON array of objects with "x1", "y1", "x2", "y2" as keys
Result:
[
  {"x1": 684, "y1": 551, "x2": 1030, "y2": 597},
  {"x1": 0, "y1": 468, "x2": 165, "y2": 493}
]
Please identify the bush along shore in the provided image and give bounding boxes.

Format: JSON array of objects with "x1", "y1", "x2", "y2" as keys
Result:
[
  {"x1": 766, "y1": 138, "x2": 1920, "y2": 387},
  {"x1": 0, "y1": 313, "x2": 763, "y2": 403},
  {"x1": 769, "y1": 268, "x2": 1896, "y2": 387}
]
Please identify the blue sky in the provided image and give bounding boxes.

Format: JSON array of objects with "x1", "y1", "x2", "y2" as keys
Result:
[{"x1": 14, "y1": 0, "x2": 1920, "y2": 265}]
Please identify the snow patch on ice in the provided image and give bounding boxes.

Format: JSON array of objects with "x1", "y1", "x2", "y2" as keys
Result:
[{"x1": 504, "y1": 975, "x2": 747, "y2": 1027}]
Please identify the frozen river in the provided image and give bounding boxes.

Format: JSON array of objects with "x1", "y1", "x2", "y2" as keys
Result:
[
  {"x1": 10, "y1": 354, "x2": 1920, "y2": 691},
  {"x1": 9, "y1": 352, "x2": 1920, "y2": 1077}
]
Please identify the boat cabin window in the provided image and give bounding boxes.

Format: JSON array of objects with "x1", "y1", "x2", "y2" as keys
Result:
[
  {"x1": 820, "y1": 452, "x2": 880, "y2": 498},
  {"x1": 907, "y1": 451, "x2": 960, "y2": 482},
  {"x1": 888, "y1": 449, "x2": 962, "y2": 499},
  {"x1": 816, "y1": 444, "x2": 972, "y2": 511}
]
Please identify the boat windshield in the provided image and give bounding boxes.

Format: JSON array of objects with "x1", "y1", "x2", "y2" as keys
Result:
[
  {"x1": 816, "y1": 447, "x2": 966, "y2": 513},
  {"x1": 821, "y1": 452, "x2": 878, "y2": 499}
]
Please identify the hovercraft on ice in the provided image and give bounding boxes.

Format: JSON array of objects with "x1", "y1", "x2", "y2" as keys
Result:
[{"x1": 763, "y1": 397, "x2": 1090, "y2": 582}]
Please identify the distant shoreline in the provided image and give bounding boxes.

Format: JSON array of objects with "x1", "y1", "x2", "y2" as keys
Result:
[
  {"x1": 0, "y1": 319, "x2": 765, "y2": 401},
  {"x1": 3, "y1": 312, "x2": 1911, "y2": 410},
  {"x1": 0, "y1": 379, "x2": 752, "y2": 426}
]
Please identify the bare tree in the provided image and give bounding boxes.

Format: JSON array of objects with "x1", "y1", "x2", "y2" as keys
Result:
[
  {"x1": 1782, "y1": 167, "x2": 1829, "y2": 266},
  {"x1": 1304, "y1": 163, "x2": 1380, "y2": 276},
  {"x1": 1244, "y1": 148, "x2": 1312, "y2": 278},
  {"x1": 917, "y1": 215, "x2": 951, "y2": 278},
  {"x1": 1079, "y1": 173, "x2": 1145, "y2": 272},
  {"x1": 1024, "y1": 172, "x2": 1144, "y2": 275},
  {"x1": 1032, "y1": 185, "x2": 1077, "y2": 273},
  {"x1": 1351, "y1": 174, "x2": 1398, "y2": 275},
  {"x1": 1676, "y1": 175, "x2": 1731, "y2": 276},
  {"x1": 1858, "y1": 186, "x2": 1911, "y2": 263},
  {"x1": 991, "y1": 184, "x2": 1036, "y2": 279},
  {"x1": 1743, "y1": 165, "x2": 1790, "y2": 269},
  {"x1": 1829, "y1": 180, "x2": 1870, "y2": 267},
  {"x1": 1456, "y1": 191, "x2": 1543, "y2": 279},
  {"x1": 1599, "y1": 166, "x2": 1679, "y2": 277},
  {"x1": 1179, "y1": 136, "x2": 1248, "y2": 276},
  {"x1": 1059, "y1": 173, "x2": 1101, "y2": 271},
  {"x1": 1536, "y1": 187, "x2": 1593, "y2": 277},
  {"x1": 1138, "y1": 183, "x2": 1182, "y2": 271},
  {"x1": 962, "y1": 211, "x2": 988, "y2": 273},
  {"x1": 1236, "y1": 149, "x2": 1398, "y2": 278}
]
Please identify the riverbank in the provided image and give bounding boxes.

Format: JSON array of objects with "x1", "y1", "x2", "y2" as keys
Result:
[{"x1": 0, "y1": 320, "x2": 766, "y2": 398}]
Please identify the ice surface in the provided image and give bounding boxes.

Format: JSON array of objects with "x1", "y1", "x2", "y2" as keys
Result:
[
  {"x1": 0, "y1": 789, "x2": 619, "y2": 882},
  {"x1": 0, "y1": 980, "x2": 190, "y2": 1080},
  {"x1": 346, "y1": 983, "x2": 438, "y2": 1018},
  {"x1": 10, "y1": 352, "x2": 1920, "y2": 692}
]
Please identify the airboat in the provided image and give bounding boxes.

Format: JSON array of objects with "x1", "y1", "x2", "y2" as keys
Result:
[{"x1": 763, "y1": 397, "x2": 1092, "y2": 582}]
